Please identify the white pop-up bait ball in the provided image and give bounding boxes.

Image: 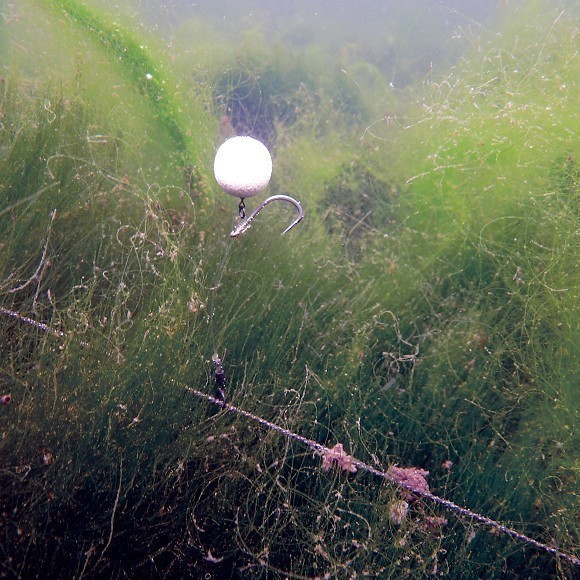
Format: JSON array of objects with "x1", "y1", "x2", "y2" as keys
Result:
[{"x1": 214, "y1": 136, "x2": 272, "y2": 198}]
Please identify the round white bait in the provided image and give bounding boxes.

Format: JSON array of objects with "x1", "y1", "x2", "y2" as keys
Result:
[{"x1": 214, "y1": 136, "x2": 272, "y2": 198}]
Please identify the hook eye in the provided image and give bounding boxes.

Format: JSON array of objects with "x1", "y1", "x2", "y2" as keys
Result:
[{"x1": 230, "y1": 195, "x2": 303, "y2": 238}]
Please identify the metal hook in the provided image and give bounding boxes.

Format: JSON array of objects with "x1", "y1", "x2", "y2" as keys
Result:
[{"x1": 230, "y1": 195, "x2": 303, "y2": 238}]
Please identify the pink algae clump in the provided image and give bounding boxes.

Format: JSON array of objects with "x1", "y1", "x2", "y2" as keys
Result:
[
  {"x1": 387, "y1": 465, "x2": 430, "y2": 500},
  {"x1": 321, "y1": 443, "x2": 358, "y2": 473}
]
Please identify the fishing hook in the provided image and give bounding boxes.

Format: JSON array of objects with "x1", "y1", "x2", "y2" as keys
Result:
[{"x1": 230, "y1": 194, "x2": 303, "y2": 238}]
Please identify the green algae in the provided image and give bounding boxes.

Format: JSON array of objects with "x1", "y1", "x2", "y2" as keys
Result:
[
  {"x1": 43, "y1": 0, "x2": 187, "y2": 154},
  {"x1": 2, "y1": 0, "x2": 215, "y2": 192},
  {"x1": 0, "y1": 1, "x2": 578, "y2": 577}
]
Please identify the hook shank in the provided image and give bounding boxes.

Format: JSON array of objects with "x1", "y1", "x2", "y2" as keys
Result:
[{"x1": 230, "y1": 194, "x2": 303, "y2": 238}]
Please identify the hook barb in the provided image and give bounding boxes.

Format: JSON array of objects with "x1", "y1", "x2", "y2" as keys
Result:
[{"x1": 230, "y1": 194, "x2": 303, "y2": 238}]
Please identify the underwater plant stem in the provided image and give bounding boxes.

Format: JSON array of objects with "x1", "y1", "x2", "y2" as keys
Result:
[
  {"x1": 187, "y1": 387, "x2": 580, "y2": 568},
  {"x1": 7, "y1": 209, "x2": 55, "y2": 300},
  {"x1": 0, "y1": 182, "x2": 60, "y2": 218},
  {"x1": 97, "y1": 458, "x2": 123, "y2": 567}
]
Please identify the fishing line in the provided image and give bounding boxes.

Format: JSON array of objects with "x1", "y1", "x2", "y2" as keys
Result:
[
  {"x1": 186, "y1": 386, "x2": 580, "y2": 568},
  {"x1": 207, "y1": 136, "x2": 303, "y2": 401},
  {"x1": 207, "y1": 236, "x2": 235, "y2": 357}
]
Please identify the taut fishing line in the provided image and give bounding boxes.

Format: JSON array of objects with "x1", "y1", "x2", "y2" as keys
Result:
[
  {"x1": 186, "y1": 386, "x2": 579, "y2": 568},
  {"x1": 208, "y1": 136, "x2": 303, "y2": 400}
]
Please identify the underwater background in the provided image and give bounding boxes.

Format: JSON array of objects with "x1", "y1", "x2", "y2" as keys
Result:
[{"x1": 0, "y1": 0, "x2": 578, "y2": 578}]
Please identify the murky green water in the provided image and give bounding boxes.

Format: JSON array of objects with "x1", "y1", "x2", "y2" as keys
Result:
[{"x1": 1, "y1": 1, "x2": 578, "y2": 577}]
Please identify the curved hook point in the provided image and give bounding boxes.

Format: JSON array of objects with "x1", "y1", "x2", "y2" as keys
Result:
[{"x1": 230, "y1": 194, "x2": 303, "y2": 238}]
